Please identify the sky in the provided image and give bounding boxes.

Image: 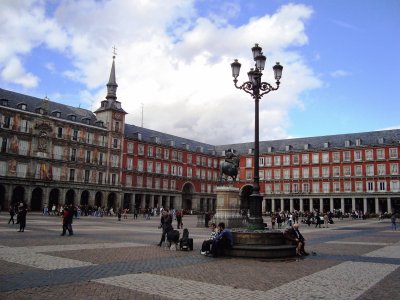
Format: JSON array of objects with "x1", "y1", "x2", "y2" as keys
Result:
[{"x1": 0, "y1": 0, "x2": 399, "y2": 145}]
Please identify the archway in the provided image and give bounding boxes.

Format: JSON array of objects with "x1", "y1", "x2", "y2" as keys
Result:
[
  {"x1": 49, "y1": 189, "x2": 60, "y2": 209},
  {"x1": 80, "y1": 190, "x2": 89, "y2": 206},
  {"x1": 107, "y1": 192, "x2": 116, "y2": 209},
  {"x1": 182, "y1": 182, "x2": 195, "y2": 211},
  {"x1": 95, "y1": 191, "x2": 102, "y2": 207},
  {"x1": 12, "y1": 186, "x2": 25, "y2": 206},
  {"x1": 31, "y1": 187, "x2": 43, "y2": 211},
  {"x1": 65, "y1": 189, "x2": 75, "y2": 206}
]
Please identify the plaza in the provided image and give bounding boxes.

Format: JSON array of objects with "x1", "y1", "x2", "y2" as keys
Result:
[{"x1": 0, "y1": 212, "x2": 399, "y2": 299}]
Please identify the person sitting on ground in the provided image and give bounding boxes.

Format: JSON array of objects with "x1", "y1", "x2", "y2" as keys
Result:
[
  {"x1": 200, "y1": 223, "x2": 219, "y2": 255},
  {"x1": 284, "y1": 223, "x2": 309, "y2": 256},
  {"x1": 210, "y1": 222, "x2": 233, "y2": 257}
]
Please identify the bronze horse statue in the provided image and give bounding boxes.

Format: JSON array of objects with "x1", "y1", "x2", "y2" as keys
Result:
[{"x1": 218, "y1": 154, "x2": 240, "y2": 184}]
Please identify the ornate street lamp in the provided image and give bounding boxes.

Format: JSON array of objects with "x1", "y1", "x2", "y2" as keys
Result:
[{"x1": 231, "y1": 44, "x2": 283, "y2": 229}]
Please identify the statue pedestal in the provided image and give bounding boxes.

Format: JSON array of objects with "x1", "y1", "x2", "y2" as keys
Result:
[{"x1": 212, "y1": 186, "x2": 244, "y2": 228}]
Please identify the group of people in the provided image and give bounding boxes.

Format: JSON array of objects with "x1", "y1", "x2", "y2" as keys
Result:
[
  {"x1": 200, "y1": 222, "x2": 233, "y2": 257},
  {"x1": 8, "y1": 202, "x2": 27, "y2": 232}
]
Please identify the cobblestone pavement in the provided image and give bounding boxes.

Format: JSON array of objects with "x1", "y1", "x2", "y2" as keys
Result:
[{"x1": 0, "y1": 213, "x2": 399, "y2": 299}]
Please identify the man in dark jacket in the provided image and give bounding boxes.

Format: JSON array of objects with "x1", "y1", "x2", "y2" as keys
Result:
[
  {"x1": 284, "y1": 223, "x2": 308, "y2": 256},
  {"x1": 158, "y1": 210, "x2": 173, "y2": 246},
  {"x1": 210, "y1": 222, "x2": 233, "y2": 257}
]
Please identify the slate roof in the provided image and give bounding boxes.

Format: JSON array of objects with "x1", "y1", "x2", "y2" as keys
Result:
[
  {"x1": 0, "y1": 88, "x2": 99, "y2": 125},
  {"x1": 216, "y1": 129, "x2": 400, "y2": 155},
  {"x1": 124, "y1": 123, "x2": 216, "y2": 154}
]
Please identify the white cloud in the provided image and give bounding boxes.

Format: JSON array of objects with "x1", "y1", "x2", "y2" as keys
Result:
[
  {"x1": 1, "y1": 1, "x2": 322, "y2": 144},
  {"x1": 1, "y1": 57, "x2": 39, "y2": 88},
  {"x1": 330, "y1": 70, "x2": 351, "y2": 78}
]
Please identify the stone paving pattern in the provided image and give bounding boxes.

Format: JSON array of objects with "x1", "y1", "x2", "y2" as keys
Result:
[{"x1": 0, "y1": 213, "x2": 399, "y2": 299}]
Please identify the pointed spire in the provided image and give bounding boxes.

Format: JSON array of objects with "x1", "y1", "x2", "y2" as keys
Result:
[{"x1": 106, "y1": 54, "x2": 118, "y2": 100}]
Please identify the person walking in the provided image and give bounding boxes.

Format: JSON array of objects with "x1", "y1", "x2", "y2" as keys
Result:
[
  {"x1": 18, "y1": 203, "x2": 27, "y2": 232},
  {"x1": 61, "y1": 206, "x2": 73, "y2": 236},
  {"x1": 176, "y1": 209, "x2": 183, "y2": 229},
  {"x1": 391, "y1": 213, "x2": 397, "y2": 231},
  {"x1": 158, "y1": 210, "x2": 172, "y2": 247},
  {"x1": 8, "y1": 206, "x2": 15, "y2": 224}
]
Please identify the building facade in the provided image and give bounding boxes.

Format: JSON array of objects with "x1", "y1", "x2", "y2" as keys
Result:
[{"x1": 1, "y1": 58, "x2": 399, "y2": 214}]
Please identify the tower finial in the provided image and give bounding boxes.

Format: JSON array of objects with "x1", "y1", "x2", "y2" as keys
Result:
[
  {"x1": 106, "y1": 48, "x2": 118, "y2": 100},
  {"x1": 112, "y1": 46, "x2": 117, "y2": 59}
]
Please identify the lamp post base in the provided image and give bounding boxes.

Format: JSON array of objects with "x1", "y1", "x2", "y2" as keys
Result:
[{"x1": 247, "y1": 193, "x2": 264, "y2": 230}]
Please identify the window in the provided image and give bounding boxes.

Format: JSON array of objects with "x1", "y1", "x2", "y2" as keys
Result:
[
  {"x1": 163, "y1": 179, "x2": 168, "y2": 190},
  {"x1": 389, "y1": 148, "x2": 398, "y2": 159},
  {"x1": 70, "y1": 148, "x2": 76, "y2": 161},
  {"x1": 355, "y1": 165, "x2": 362, "y2": 176},
  {"x1": 284, "y1": 183, "x2": 290, "y2": 193},
  {"x1": 390, "y1": 163, "x2": 398, "y2": 175},
  {"x1": 367, "y1": 181, "x2": 374, "y2": 192},
  {"x1": 292, "y1": 183, "x2": 299, "y2": 193},
  {"x1": 84, "y1": 170, "x2": 90, "y2": 183},
  {"x1": 178, "y1": 166, "x2": 183, "y2": 176},
  {"x1": 86, "y1": 132, "x2": 92, "y2": 144},
  {"x1": 246, "y1": 158, "x2": 252, "y2": 167},
  {"x1": 178, "y1": 152, "x2": 183, "y2": 162},
  {"x1": 274, "y1": 183, "x2": 281, "y2": 193},
  {"x1": 333, "y1": 182, "x2": 340, "y2": 192},
  {"x1": 98, "y1": 172, "x2": 103, "y2": 184},
  {"x1": 355, "y1": 181, "x2": 363, "y2": 192},
  {"x1": 137, "y1": 176, "x2": 143, "y2": 187},
  {"x1": 164, "y1": 149, "x2": 169, "y2": 159},
  {"x1": 53, "y1": 145, "x2": 62, "y2": 160},
  {"x1": 376, "y1": 149, "x2": 385, "y2": 160},
  {"x1": 187, "y1": 167, "x2": 192, "y2": 177},
  {"x1": 147, "y1": 161, "x2": 153, "y2": 172},
  {"x1": 86, "y1": 150, "x2": 91, "y2": 163},
  {"x1": 246, "y1": 170, "x2": 252, "y2": 180},
  {"x1": 20, "y1": 120, "x2": 29, "y2": 132},
  {"x1": 274, "y1": 156, "x2": 281, "y2": 166},
  {"x1": 99, "y1": 153, "x2": 104, "y2": 165},
  {"x1": 72, "y1": 129, "x2": 78, "y2": 141},
  {"x1": 259, "y1": 170, "x2": 264, "y2": 180},
  {"x1": 377, "y1": 164, "x2": 386, "y2": 175},
  {"x1": 69, "y1": 169, "x2": 75, "y2": 181},
  {"x1": 266, "y1": 156, "x2": 272, "y2": 166},
  {"x1": 265, "y1": 170, "x2": 272, "y2": 180},
  {"x1": 333, "y1": 166, "x2": 340, "y2": 177},
  {"x1": 322, "y1": 167, "x2": 329, "y2": 178},
  {"x1": 283, "y1": 155, "x2": 290, "y2": 165},
  {"x1": 366, "y1": 149, "x2": 373, "y2": 161},
  {"x1": 354, "y1": 150, "x2": 362, "y2": 161},
  {"x1": 127, "y1": 143, "x2": 134, "y2": 154},
  {"x1": 323, "y1": 182, "x2": 330, "y2": 193},
  {"x1": 148, "y1": 146, "x2": 153, "y2": 157},
  {"x1": 274, "y1": 169, "x2": 281, "y2": 179},
  {"x1": 57, "y1": 127, "x2": 63, "y2": 138},
  {"x1": 172, "y1": 150, "x2": 177, "y2": 161},
  {"x1": 333, "y1": 152, "x2": 340, "y2": 163},
  {"x1": 293, "y1": 155, "x2": 299, "y2": 164},
  {"x1": 156, "y1": 147, "x2": 162, "y2": 158},
  {"x1": 343, "y1": 151, "x2": 351, "y2": 162},
  {"x1": 155, "y1": 178, "x2": 160, "y2": 189},
  {"x1": 111, "y1": 155, "x2": 119, "y2": 167},
  {"x1": 343, "y1": 166, "x2": 351, "y2": 177},
  {"x1": 137, "y1": 160, "x2": 144, "y2": 171},
  {"x1": 16, "y1": 163, "x2": 27, "y2": 178},
  {"x1": 302, "y1": 168, "x2": 309, "y2": 178},
  {"x1": 312, "y1": 167, "x2": 319, "y2": 178},
  {"x1": 156, "y1": 162, "x2": 161, "y2": 173},
  {"x1": 171, "y1": 164, "x2": 177, "y2": 175},
  {"x1": 112, "y1": 174, "x2": 117, "y2": 185},
  {"x1": 259, "y1": 157, "x2": 265, "y2": 167},
  {"x1": 126, "y1": 175, "x2": 132, "y2": 187},
  {"x1": 18, "y1": 140, "x2": 29, "y2": 156},
  {"x1": 52, "y1": 167, "x2": 60, "y2": 181},
  {"x1": 163, "y1": 164, "x2": 169, "y2": 175},
  {"x1": 265, "y1": 184, "x2": 272, "y2": 194},
  {"x1": 115, "y1": 121, "x2": 120, "y2": 132},
  {"x1": 138, "y1": 144, "x2": 144, "y2": 155},
  {"x1": 302, "y1": 154, "x2": 309, "y2": 164},
  {"x1": 1, "y1": 137, "x2": 8, "y2": 152},
  {"x1": 302, "y1": 183, "x2": 309, "y2": 193},
  {"x1": 366, "y1": 165, "x2": 374, "y2": 176},
  {"x1": 127, "y1": 158, "x2": 133, "y2": 170},
  {"x1": 293, "y1": 168, "x2": 299, "y2": 179},
  {"x1": 283, "y1": 169, "x2": 290, "y2": 179},
  {"x1": 146, "y1": 177, "x2": 152, "y2": 188},
  {"x1": 378, "y1": 181, "x2": 386, "y2": 192},
  {"x1": 344, "y1": 182, "x2": 351, "y2": 192},
  {"x1": 313, "y1": 182, "x2": 320, "y2": 193},
  {"x1": 113, "y1": 138, "x2": 118, "y2": 148},
  {"x1": 3, "y1": 116, "x2": 11, "y2": 128},
  {"x1": 390, "y1": 180, "x2": 399, "y2": 192},
  {"x1": 312, "y1": 153, "x2": 319, "y2": 164},
  {"x1": 322, "y1": 153, "x2": 329, "y2": 163},
  {"x1": 187, "y1": 154, "x2": 192, "y2": 164}
]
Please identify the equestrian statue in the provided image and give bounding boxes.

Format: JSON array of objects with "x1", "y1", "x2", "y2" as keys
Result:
[{"x1": 218, "y1": 149, "x2": 240, "y2": 185}]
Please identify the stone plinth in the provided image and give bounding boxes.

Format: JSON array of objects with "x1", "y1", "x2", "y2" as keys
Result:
[{"x1": 212, "y1": 186, "x2": 244, "y2": 228}]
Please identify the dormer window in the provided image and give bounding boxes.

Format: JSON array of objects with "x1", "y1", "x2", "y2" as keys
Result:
[
  {"x1": 82, "y1": 118, "x2": 91, "y2": 125},
  {"x1": 285, "y1": 145, "x2": 292, "y2": 151},
  {"x1": 355, "y1": 139, "x2": 362, "y2": 146},
  {"x1": 52, "y1": 111, "x2": 61, "y2": 117},
  {"x1": 1, "y1": 99, "x2": 8, "y2": 106},
  {"x1": 95, "y1": 120, "x2": 104, "y2": 127},
  {"x1": 378, "y1": 137, "x2": 384, "y2": 144},
  {"x1": 35, "y1": 107, "x2": 45, "y2": 114},
  {"x1": 345, "y1": 140, "x2": 351, "y2": 147},
  {"x1": 101, "y1": 101, "x2": 107, "y2": 108},
  {"x1": 304, "y1": 144, "x2": 310, "y2": 150},
  {"x1": 68, "y1": 114, "x2": 77, "y2": 121},
  {"x1": 18, "y1": 103, "x2": 27, "y2": 110},
  {"x1": 267, "y1": 146, "x2": 273, "y2": 153}
]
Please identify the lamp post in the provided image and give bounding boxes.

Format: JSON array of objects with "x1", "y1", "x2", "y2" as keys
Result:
[{"x1": 231, "y1": 44, "x2": 283, "y2": 229}]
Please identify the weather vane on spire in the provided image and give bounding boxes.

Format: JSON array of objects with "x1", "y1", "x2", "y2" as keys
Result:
[{"x1": 112, "y1": 46, "x2": 117, "y2": 59}]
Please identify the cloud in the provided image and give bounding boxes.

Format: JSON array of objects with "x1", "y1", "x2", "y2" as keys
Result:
[
  {"x1": 1, "y1": 1, "x2": 322, "y2": 144},
  {"x1": 330, "y1": 70, "x2": 351, "y2": 78},
  {"x1": 1, "y1": 57, "x2": 39, "y2": 88}
]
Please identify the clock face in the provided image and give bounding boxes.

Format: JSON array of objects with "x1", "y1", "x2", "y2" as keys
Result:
[{"x1": 114, "y1": 112, "x2": 122, "y2": 120}]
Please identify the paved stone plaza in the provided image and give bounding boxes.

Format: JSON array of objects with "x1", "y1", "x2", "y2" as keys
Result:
[{"x1": 0, "y1": 212, "x2": 399, "y2": 300}]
